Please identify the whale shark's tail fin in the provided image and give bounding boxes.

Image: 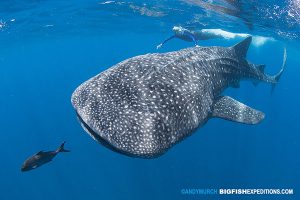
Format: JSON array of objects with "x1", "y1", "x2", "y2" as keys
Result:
[
  {"x1": 258, "y1": 47, "x2": 286, "y2": 88},
  {"x1": 248, "y1": 47, "x2": 286, "y2": 90},
  {"x1": 231, "y1": 37, "x2": 286, "y2": 91},
  {"x1": 271, "y1": 47, "x2": 287, "y2": 92}
]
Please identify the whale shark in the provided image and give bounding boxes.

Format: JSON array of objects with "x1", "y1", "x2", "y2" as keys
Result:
[{"x1": 71, "y1": 37, "x2": 286, "y2": 158}]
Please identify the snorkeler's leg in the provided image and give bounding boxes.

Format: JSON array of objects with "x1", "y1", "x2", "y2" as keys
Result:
[{"x1": 157, "y1": 35, "x2": 176, "y2": 49}]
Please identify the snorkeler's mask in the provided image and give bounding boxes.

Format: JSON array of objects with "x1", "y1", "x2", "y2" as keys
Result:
[{"x1": 172, "y1": 26, "x2": 188, "y2": 36}]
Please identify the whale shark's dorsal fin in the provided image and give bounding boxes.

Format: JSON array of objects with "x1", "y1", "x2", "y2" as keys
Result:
[
  {"x1": 232, "y1": 36, "x2": 252, "y2": 58},
  {"x1": 212, "y1": 96, "x2": 265, "y2": 124}
]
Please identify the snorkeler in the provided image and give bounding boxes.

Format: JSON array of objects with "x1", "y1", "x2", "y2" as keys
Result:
[{"x1": 157, "y1": 26, "x2": 250, "y2": 49}]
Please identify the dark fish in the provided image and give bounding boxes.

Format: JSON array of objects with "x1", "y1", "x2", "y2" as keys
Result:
[
  {"x1": 21, "y1": 142, "x2": 70, "y2": 172},
  {"x1": 71, "y1": 37, "x2": 286, "y2": 158}
]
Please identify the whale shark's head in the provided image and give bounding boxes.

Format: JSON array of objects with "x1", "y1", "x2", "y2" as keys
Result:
[{"x1": 71, "y1": 73, "x2": 172, "y2": 159}]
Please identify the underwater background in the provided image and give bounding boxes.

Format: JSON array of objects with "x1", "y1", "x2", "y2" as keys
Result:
[{"x1": 0, "y1": 0, "x2": 299, "y2": 199}]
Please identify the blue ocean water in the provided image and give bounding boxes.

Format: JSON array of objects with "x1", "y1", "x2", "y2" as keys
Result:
[{"x1": 0, "y1": 1, "x2": 299, "y2": 200}]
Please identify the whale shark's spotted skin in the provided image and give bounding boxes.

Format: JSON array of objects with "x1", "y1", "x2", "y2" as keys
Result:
[{"x1": 71, "y1": 37, "x2": 286, "y2": 158}]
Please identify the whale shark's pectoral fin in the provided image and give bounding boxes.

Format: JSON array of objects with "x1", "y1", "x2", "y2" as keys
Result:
[{"x1": 212, "y1": 96, "x2": 265, "y2": 124}]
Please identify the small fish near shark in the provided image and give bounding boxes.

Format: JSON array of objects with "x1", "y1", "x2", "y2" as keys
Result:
[
  {"x1": 71, "y1": 37, "x2": 286, "y2": 159},
  {"x1": 21, "y1": 142, "x2": 70, "y2": 172}
]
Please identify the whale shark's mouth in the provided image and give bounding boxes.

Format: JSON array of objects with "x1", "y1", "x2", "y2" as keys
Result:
[{"x1": 76, "y1": 112, "x2": 139, "y2": 157}]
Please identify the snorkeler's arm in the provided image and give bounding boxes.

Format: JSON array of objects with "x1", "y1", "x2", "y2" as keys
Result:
[
  {"x1": 156, "y1": 35, "x2": 176, "y2": 49},
  {"x1": 185, "y1": 32, "x2": 198, "y2": 47}
]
